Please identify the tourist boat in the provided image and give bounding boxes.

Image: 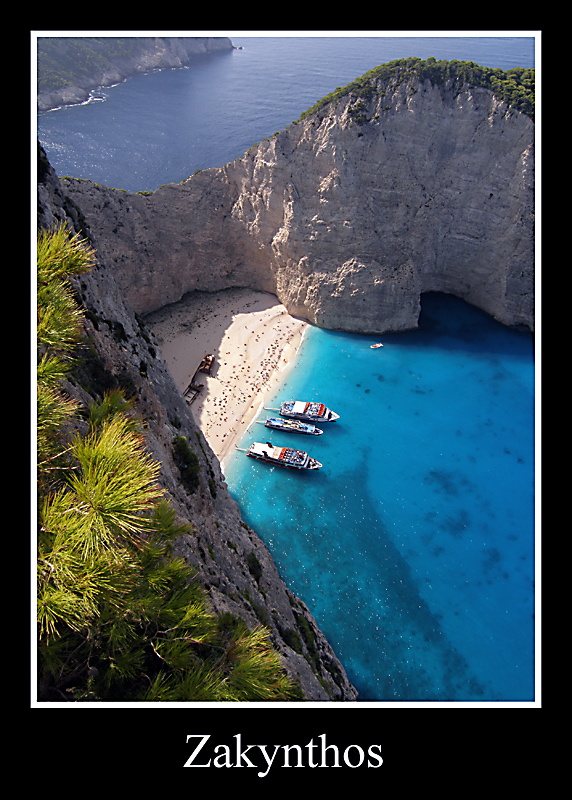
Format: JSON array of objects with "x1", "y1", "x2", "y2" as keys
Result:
[
  {"x1": 275, "y1": 400, "x2": 340, "y2": 423},
  {"x1": 370, "y1": 343, "x2": 384, "y2": 349},
  {"x1": 245, "y1": 442, "x2": 322, "y2": 470},
  {"x1": 257, "y1": 417, "x2": 324, "y2": 435}
]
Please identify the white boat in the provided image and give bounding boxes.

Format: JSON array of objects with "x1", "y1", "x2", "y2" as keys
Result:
[
  {"x1": 258, "y1": 417, "x2": 324, "y2": 435},
  {"x1": 370, "y1": 343, "x2": 383, "y2": 349},
  {"x1": 278, "y1": 400, "x2": 340, "y2": 423},
  {"x1": 245, "y1": 442, "x2": 322, "y2": 470}
]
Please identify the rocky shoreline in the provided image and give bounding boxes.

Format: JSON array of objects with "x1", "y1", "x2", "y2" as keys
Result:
[{"x1": 37, "y1": 36, "x2": 234, "y2": 113}]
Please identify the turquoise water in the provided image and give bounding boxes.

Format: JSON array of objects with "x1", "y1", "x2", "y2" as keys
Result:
[{"x1": 224, "y1": 293, "x2": 535, "y2": 702}]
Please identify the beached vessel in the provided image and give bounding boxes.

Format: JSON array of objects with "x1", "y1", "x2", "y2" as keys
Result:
[
  {"x1": 245, "y1": 442, "x2": 322, "y2": 470},
  {"x1": 276, "y1": 401, "x2": 340, "y2": 423},
  {"x1": 258, "y1": 417, "x2": 324, "y2": 435},
  {"x1": 198, "y1": 354, "x2": 215, "y2": 373}
]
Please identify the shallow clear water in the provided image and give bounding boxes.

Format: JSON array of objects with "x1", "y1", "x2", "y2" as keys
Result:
[{"x1": 224, "y1": 294, "x2": 535, "y2": 702}]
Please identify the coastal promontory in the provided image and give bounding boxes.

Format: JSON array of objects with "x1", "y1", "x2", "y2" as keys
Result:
[
  {"x1": 60, "y1": 58, "x2": 535, "y2": 334},
  {"x1": 37, "y1": 36, "x2": 234, "y2": 113}
]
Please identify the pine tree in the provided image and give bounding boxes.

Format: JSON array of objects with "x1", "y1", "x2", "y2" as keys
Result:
[{"x1": 36, "y1": 224, "x2": 300, "y2": 701}]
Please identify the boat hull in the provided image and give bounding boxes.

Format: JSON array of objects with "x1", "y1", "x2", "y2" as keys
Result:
[
  {"x1": 246, "y1": 442, "x2": 322, "y2": 470},
  {"x1": 280, "y1": 400, "x2": 339, "y2": 423},
  {"x1": 248, "y1": 453, "x2": 322, "y2": 470},
  {"x1": 264, "y1": 417, "x2": 323, "y2": 435}
]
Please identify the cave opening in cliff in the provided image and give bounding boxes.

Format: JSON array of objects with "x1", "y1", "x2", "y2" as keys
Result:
[{"x1": 417, "y1": 291, "x2": 481, "y2": 335}]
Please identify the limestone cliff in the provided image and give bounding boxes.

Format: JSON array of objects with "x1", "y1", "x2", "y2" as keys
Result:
[
  {"x1": 61, "y1": 67, "x2": 534, "y2": 333},
  {"x1": 37, "y1": 36, "x2": 234, "y2": 113},
  {"x1": 37, "y1": 144, "x2": 357, "y2": 701}
]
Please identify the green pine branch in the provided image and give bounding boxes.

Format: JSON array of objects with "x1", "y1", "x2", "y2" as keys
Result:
[{"x1": 36, "y1": 224, "x2": 300, "y2": 702}]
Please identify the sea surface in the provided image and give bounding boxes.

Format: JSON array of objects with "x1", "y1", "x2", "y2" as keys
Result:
[
  {"x1": 37, "y1": 34, "x2": 536, "y2": 193},
  {"x1": 225, "y1": 294, "x2": 535, "y2": 702},
  {"x1": 36, "y1": 33, "x2": 537, "y2": 702}
]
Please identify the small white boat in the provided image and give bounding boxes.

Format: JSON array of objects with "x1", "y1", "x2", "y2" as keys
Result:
[
  {"x1": 370, "y1": 343, "x2": 384, "y2": 349},
  {"x1": 245, "y1": 442, "x2": 322, "y2": 470},
  {"x1": 277, "y1": 400, "x2": 339, "y2": 423}
]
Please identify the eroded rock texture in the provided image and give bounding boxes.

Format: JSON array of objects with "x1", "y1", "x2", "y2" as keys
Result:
[{"x1": 62, "y1": 73, "x2": 534, "y2": 334}]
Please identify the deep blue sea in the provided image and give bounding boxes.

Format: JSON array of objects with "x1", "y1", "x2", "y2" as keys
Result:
[
  {"x1": 37, "y1": 34, "x2": 535, "y2": 193},
  {"x1": 36, "y1": 34, "x2": 537, "y2": 703}
]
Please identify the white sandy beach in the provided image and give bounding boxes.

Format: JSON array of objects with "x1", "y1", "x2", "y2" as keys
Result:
[{"x1": 146, "y1": 289, "x2": 308, "y2": 472}]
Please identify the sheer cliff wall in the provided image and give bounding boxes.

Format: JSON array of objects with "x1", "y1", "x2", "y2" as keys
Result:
[
  {"x1": 37, "y1": 145, "x2": 358, "y2": 701},
  {"x1": 61, "y1": 72, "x2": 534, "y2": 334}
]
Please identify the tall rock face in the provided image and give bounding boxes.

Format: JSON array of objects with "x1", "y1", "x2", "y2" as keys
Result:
[
  {"x1": 37, "y1": 144, "x2": 358, "y2": 702},
  {"x1": 62, "y1": 72, "x2": 534, "y2": 333}
]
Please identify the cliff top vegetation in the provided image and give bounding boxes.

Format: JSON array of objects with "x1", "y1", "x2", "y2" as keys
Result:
[
  {"x1": 296, "y1": 56, "x2": 535, "y2": 121},
  {"x1": 37, "y1": 37, "x2": 154, "y2": 94}
]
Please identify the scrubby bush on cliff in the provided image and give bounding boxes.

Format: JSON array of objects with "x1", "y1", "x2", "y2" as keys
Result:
[
  {"x1": 297, "y1": 57, "x2": 535, "y2": 122},
  {"x1": 36, "y1": 224, "x2": 299, "y2": 701},
  {"x1": 172, "y1": 434, "x2": 201, "y2": 494}
]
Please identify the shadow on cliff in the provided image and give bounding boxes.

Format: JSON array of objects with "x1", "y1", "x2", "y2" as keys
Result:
[{"x1": 388, "y1": 292, "x2": 534, "y2": 360}]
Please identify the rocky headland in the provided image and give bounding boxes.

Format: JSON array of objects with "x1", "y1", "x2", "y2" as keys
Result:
[
  {"x1": 37, "y1": 36, "x2": 234, "y2": 113},
  {"x1": 60, "y1": 62, "x2": 534, "y2": 334}
]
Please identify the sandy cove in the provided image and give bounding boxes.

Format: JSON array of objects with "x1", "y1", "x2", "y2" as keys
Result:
[{"x1": 146, "y1": 289, "x2": 308, "y2": 472}]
